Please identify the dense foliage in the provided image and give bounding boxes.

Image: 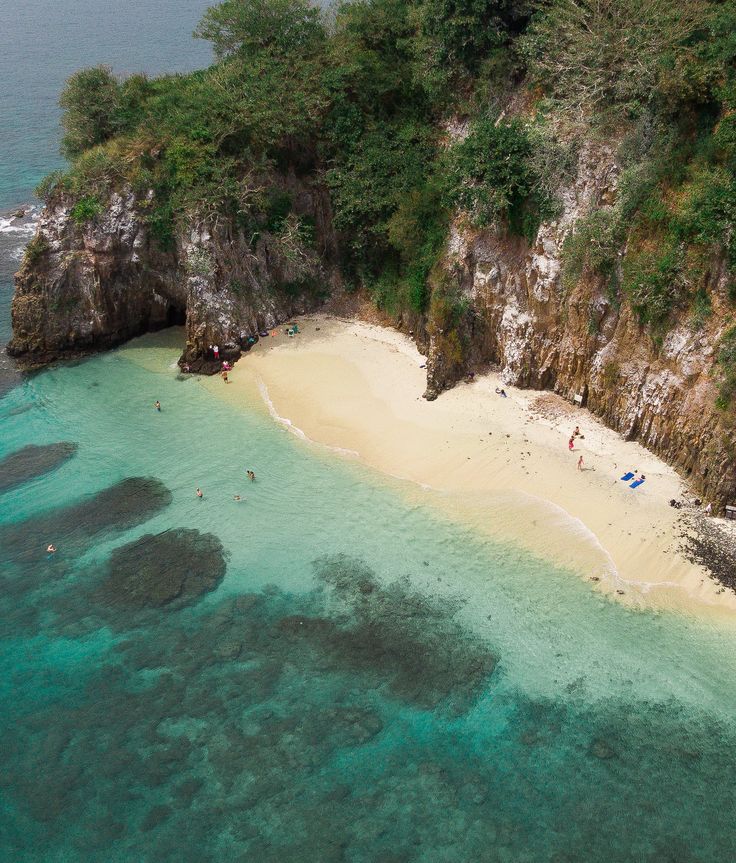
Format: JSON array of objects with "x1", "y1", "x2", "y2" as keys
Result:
[{"x1": 43, "y1": 0, "x2": 736, "y2": 342}]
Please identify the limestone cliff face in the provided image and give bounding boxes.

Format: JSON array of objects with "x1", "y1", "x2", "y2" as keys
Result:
[
  {"x1": 426, "y1": 142, "x2": 736, "y2": 506},
  {"x1": 8, "y1": 176, "x2": 338, "y2": 370},
  {"x1": 9, "y1": 143, "x2": 736, "y2": 505},
  {"x1": 9, "y1": 189, "x2": 179, "y2": 365}
]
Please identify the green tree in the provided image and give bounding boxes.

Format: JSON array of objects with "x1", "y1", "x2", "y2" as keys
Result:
[
  {"x1": 410, "y1": 0, "x2": 530, "y2": 99},
  {"x1": 59, "y1": 66, "x2": 121, "y2": 158},
  {"x1": 194, "y1": 0, "x2": 325, "y2": 60},
  {"x1": 520, "y1": 0, "x2": 711, "y2": 118}
]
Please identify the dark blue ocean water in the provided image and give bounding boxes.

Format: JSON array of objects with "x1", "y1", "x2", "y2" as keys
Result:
[{"x1": 3, "y1": 3, "x2": 736, "y2": 861}]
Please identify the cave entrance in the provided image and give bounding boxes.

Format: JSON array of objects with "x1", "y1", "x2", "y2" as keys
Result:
[{"x1": 166, "y1": 303, "x2": 186, "y2": 326}]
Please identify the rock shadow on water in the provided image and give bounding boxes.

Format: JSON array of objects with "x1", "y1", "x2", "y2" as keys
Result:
[
  {"x1": 96, "y1": 528, "x2": 227, "y2": 624},
  {"x1": 0, "y1": 476, "x2": 172, "y2": 563},
  {"x1": 0, "y1": 441, "x2": 77, "y2": 493}
]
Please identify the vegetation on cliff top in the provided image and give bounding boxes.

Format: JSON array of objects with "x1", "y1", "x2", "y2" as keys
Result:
[{"x1": 38, "y1": 0, "x2": 736, "y2": 338}]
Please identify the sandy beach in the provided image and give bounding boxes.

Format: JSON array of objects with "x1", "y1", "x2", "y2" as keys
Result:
[{"x1": 208, "y1": 314, "x2": 736, "y2": 616}]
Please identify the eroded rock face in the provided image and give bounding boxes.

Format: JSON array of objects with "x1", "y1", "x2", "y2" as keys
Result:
[
  {"x1": 8, "y1": 174, "x2": 339, "y2": 371},
  {"x1": 9, "y1": 143, "x2": 736, "y2": 504},
  {"x1": 427, "y1": 142, "x2": 736, "y2": 506},
  {"x1": 8, "y1": 189, "x2": 181, "y2": 366}
]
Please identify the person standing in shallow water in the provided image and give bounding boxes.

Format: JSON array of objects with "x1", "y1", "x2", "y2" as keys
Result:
[
  {"x1": 247, "y1": 470, "x2": 255, "y2": 482},
  {"x1": 196, "y1": 487, "x2": 203, "y2": 498},
  {"x1": 154, "y1": 400, "x2": 161, "y2": 411}
]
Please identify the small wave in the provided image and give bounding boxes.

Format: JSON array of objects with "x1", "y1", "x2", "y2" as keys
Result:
[
  {"x1": 257, "y1": 378, "x2": 359, "y2": 458},
  {"x1": 517, "y1": 490, "x2": 621, "y2": 585},
  {"x1": 0, "y1": 217, "x2": 38, "y2": 236}
]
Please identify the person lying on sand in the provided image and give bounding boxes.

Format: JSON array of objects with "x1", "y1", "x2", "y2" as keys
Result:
[{"x1": 495, "y1": 387, "x2": 507, "y2": 397}]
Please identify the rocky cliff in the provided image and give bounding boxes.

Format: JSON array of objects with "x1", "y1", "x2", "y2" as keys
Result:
[
  {"x1": 8, "y1": 172, "x2": 339, "y2": 371},
  {"x1": 8, "y1": 143, "x2": 736, "y2": 506},
  {"x1": 425, "y1": 141, "x2": 736, "y2": 507}
]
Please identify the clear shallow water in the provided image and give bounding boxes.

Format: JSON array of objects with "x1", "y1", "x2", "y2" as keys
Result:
[{"x1": 1, "y1": 331, "x2": 736, "y2": 861}]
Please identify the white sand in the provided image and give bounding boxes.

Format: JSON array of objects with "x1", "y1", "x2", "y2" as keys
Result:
[{"x1": 211, "y1": 314, "x2": 736, "y2": 617}]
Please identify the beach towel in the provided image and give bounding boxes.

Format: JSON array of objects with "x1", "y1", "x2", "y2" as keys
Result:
[
  {"x1": 630, "y1": 479, "x2": 645, "y2": 488},
  {"x1": 620, "y1": 471, "x2": 635, "y2": 481}
]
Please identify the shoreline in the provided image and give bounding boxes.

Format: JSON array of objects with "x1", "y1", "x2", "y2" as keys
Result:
[{"x1": 199, "y1": 314, "x2": 736, "y2": 618}]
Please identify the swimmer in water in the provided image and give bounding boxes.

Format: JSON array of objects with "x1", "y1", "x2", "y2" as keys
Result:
[
  {"x1": 47, "y1": 544, "x2": 56, "y2": 554},
  {"x1": 196, "y1": 487, "x2": 203, "y2": 498},
  {"x1": 155, "y1": 401, "x2": 161, "y2": 411},
  {"x1": 233, "y1": 495, "x2": 242, "y2": 501}
]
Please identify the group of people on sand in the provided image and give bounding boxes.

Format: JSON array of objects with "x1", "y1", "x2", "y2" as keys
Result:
[{"x1": 566, "y1": 426, "x2": 586, "y2": 470}]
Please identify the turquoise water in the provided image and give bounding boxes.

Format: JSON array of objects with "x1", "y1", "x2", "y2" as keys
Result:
[
  {"x1": 2, "y1": 1, "x2": 736, "y2": 859},
  {"x1": 2, "y1": 330, "x2": 736, "y2": 860}
]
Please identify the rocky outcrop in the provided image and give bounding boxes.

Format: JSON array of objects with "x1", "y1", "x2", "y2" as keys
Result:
[
  {"x1": 8, "y1": 142, "x2": 736, "y2": 506},
  {"x1": 8, "y1": 189, "x2": 180, "y2": 366},
  {"x1": 8, "y1": 174, "x2": 339, "y2": 370},
  {"x1": 427, "y1": 142, "x2": 736, "y2": 506}
]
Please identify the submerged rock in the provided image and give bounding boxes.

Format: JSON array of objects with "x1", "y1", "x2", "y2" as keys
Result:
[
  {"x1": 589, "y1": 738, "x2": 616, "y2": 760},
  {"x1": 0, "y1": 476, "x2": 172, "y2": 562},
  {"x1": 98, "y1": 528, "x2": 226, "y2": 614},
  {"x1": 276, "y1": 554, "x2": 497, "y2": 713},
  {"x1": 0, "y1": 442, "x2": 77, "y2": 493}
]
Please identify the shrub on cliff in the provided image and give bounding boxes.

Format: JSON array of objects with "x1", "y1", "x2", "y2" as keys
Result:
[
  {"x1": 444, "y1": 116, "x2": 558, "y2": 240},
  {"x1": 70, "y1": 195, "x2": 103, "y2": 225},
  {"x1": 194, "y1": 0, "x2": 324, "y2": 60},
  {"x1": 60, "y1": 66, "x2": 121, "y2": 158},
  {"x1": 716, "y1": 326, "x2": 736, "y2": 411},
  {"x1": 410, "y1": 0, "x2": 532, "y2": 101},
  {"x1": 520, "y1": 0, "x2": 713, "y2": 120}
]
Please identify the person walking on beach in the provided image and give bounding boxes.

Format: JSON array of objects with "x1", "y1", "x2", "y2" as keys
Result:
[
  {"x1": 568, "y1": 436, "x2": 575, "y2": 451},
  {"x1": 221, "y1": 370, "x2": 229, "y2": 383},
  {"x1": 154, "y1": 400, "x2": 161, "y2": 411},
  {"x1": 577, "y1": 455, "x2": 584, "y2": 471},
  {"x1": 196, "y1": 487, "x2": 203, "y2": 498}
]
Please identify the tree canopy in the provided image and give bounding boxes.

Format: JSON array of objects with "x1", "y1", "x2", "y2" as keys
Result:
[{"x1": 47, "y1": 0, "x2": 736, "y2": 327}]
